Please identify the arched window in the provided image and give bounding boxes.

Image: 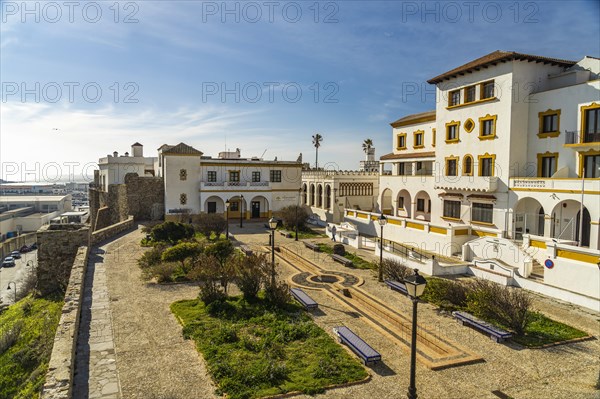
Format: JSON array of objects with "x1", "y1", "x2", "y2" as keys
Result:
[{"x1": 463, "y1": 155, "x2": 473, "y2": 176}]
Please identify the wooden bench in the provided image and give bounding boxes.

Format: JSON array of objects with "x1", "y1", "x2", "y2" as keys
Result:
[
  {"x1": 290, "y1": 288, "x2": 318, "y2": 310},
  {"x1": 279, "y1": 230, "x2": 292, "y2": 238},
  {"x1": 303, "y1": 242, "x2": 321, "y2": 252},
  {"x1": 331, "y1": 254, "x2": 353, "y2": 267},
  {"x1": 385, "y1": 280, "x2": 407, "y2": 296},
  {"x1": 452, "y1": 311, "x2": 513, "y2": 343},
  {"x1": 239, "y1": 245, "x2": 253, "y2": 256},
  {"x1": 333, "y1": 326, "x2": 381, "y2": 365}
]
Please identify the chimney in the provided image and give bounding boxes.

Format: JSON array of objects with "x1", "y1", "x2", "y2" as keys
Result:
[
  {"x1": 124, "y1": 152, "x2": 129, "y2": 157},
  {"x1": 132, "y1": 142, "x2": 143, "y2": 157},
  {"x1": 113, "y1": 151, "x2": 118, "y2": 157}
]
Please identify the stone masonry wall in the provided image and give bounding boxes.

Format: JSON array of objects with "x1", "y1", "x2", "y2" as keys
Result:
[
  {"x1": 124, "y1": 173, "x2": 164, "y2": 221},
  {"x1": 40, "y1": 246, "x2": 89, "y2": 399},
  {"x1": 36, "y1": 224, "x2": 90, "y2": 296},
  {"x1": 90, "y1": 216, "x2": 134, "y2": 245}
]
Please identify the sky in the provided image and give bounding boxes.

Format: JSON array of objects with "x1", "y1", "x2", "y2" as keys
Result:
[{"x1": 1, "y1": 0, "x2": 599, "y2": 182}]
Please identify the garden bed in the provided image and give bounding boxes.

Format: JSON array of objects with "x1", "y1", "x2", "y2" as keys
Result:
[{"x1": 171, "y1": 296, "x2": 368, "y2": 399}]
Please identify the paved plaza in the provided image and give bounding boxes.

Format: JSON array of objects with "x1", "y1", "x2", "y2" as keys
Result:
[{"x1": 72, "y1": 223, "x2": 600, "y2": 399}]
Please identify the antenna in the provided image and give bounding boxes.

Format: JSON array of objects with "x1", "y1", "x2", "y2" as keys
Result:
[{"x1": 260, "y1": 149, "x2": 267, "y2": 159}]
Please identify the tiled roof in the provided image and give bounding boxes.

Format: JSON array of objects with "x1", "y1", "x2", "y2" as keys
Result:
[
  {"x1": 162, "y1": 142, "x2": 203, "y2": 156},
  {"x1": 390, "y1": 110, "x2": 436, "y2": 128},
  {"x1": 427, "y1": 51, "x2": 576, "y2": 84},
  {"x1": 380, "y1": 151, "x2": 435, "y2": 160}
]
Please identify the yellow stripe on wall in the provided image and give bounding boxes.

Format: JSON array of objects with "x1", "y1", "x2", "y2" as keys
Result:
[{"x1": 557, "y1": 249, "x2": 600, "y2": 264}]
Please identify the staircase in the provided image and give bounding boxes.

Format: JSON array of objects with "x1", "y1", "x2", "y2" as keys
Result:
[{"x1": 529, "y1": 259, "x2": 544, "y2": 281}]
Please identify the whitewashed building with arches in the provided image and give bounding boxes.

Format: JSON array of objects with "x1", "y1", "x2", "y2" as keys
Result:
[
  {"x1": 345, "y1": 51, "x2": 600, "y2": 307},
  {"x1": 159, "y1": 144, "x2": 302, "y2": 221}
]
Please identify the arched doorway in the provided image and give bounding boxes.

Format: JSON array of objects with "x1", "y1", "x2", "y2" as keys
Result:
[
  {"x1": 204, "y1": 196, "x2": 225, "y2": 214},
  {"x1": 551, "y1": 200, "x2": 585, "y2": 242},
  {"x1": 250, "y1": 195, "x2": 269, "y2": 219},
  {"x1": 396, "y1": 189, "x2": 411, "y2": 218},
  {"x1": 575, "y1": 207, "x2": 591, "y2": 247},
  {"x1": 514, "y1": 197, "x2": 545, "y2": 238},
  {"x1": 381, "y1": 189, "x2": 392, "y2": 215},
  {"x1": 302, "y1": 184, "x2": 307, "y2": 205},
  {"x1": 309, "y1": 184, "x2": 315, "y2": 206},
  {"x1": 414, "y1": 190, "x2": 431, "y2": 221}
]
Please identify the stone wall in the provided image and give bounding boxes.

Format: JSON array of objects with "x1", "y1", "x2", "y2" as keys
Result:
[
  {"x1": 41, "y1": 246, "x2": 89, "y2": 399},
  {"x1": 124, "y1": 173, "x2": 164, "y2": 221},
  {"x1": 90, "y1": 216, "x2": 135, "y2": 245},
  {"x1": 36, "y1": 224, "x2": 90, "y2": 296},
  {"x1": 88, "y1": 173, "x2": 163, "y2": 232}
]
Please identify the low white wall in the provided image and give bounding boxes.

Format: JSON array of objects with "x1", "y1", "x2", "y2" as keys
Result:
[
  {"x1": 543, "y1": 250, "x2": 600, "y2": 300},
  {"x1": 514, "y1": 274, "x2": 600, "y2": 312}
]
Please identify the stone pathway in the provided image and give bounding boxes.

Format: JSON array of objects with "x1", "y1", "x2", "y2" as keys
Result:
[{"x1": 73, "y1": 247, "x2": 120, "y2": 399}]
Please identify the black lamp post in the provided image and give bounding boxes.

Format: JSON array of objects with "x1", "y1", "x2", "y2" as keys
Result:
[
  {"x1": 404, "y1": 269, "x2": 427, "y2": 399},
  {"x1": 295, "y1": 188, "x2": 301, "y2": 241},
  {"x1": 378, "y1": 213, "x2": 388, "y2": 282},
  {"x1": 7, "y1": 281, "x2": 17, "y2": 303},
  {"x1": 239, "y1": 195, "x2": 244, "y2": 228},
  {"x1": 268, "y1": 217, "x2": 278, "y2": 286},
  {"x1": 225, "y1": 199, "x2": 230, "y2": 239}
]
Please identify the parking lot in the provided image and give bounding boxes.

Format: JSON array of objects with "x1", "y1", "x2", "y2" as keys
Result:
[{"x1": 0, "y1": 248, "x2": 37, "y2": 304}]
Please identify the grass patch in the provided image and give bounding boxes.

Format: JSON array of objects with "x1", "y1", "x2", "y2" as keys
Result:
[
  {"x1": 277, "y1": 227, "x2": 326, "y2": 240},
  {"x1": 0, "y1": 295, "x2": 63, "y2": 399},
  {"x1": 511, "y1": 312, "x2": 589, "y2": 348},
  {"x1": 316, "y1": 244, "x2": 375, "y2": 270},
  {"x1": 171, "y1": 296, "x2": 367, "y2": 399}
]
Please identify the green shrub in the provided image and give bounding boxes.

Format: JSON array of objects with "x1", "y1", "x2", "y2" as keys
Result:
[
  {"x1": 278, "y1": 205, "x2": 309, "y2": 231},
  {"x1": 381, "y1": 258, "x2": 412, "y2": 282},
  {"x1": 151, "y1": 221, "x2": 195, "y2": 244},
  {"x1": 422, "y1": 278, "x2": 469, "y2": 311},
  {"x1": 0, "y1": 321, "x2": 23, "y2": 355},
  {"x1": 138, "y1": 244, "x2": 167, "y2": 270},
  {"x1": 332, "y1": 244, "x2": 345, "y2": 256},
  {"x1": 161, "y1": 242, "x2": 203, "y2": 272},
  {"x1": 194, "y1": 213, "x2": 227, "y2": 240},
  {"x1": 264, "y1": 281, "x2": 291, "y2": 308},
  {"x1": 234, "y1": 254, "x2": 269, "y2": 300},
  {"x1": 149, "y1": 262, "x2": 179, "y2": 283}
]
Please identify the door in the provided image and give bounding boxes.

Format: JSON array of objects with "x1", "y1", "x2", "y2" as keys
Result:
[
  {"x1": 251, "y1": 201, "x2": 260, "y2": 218},
  {"x1": 207, "y1": 202, "x2": 217, "y2": 214}
]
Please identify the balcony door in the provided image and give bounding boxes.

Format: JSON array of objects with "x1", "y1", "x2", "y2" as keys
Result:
[{"x1": 251, "y1": 201, "x2": 260, "y2": 218}]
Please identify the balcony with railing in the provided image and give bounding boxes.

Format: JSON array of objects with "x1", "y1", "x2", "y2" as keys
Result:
[
  {"x1": 509, "y1": 177, "x2": 599, "y2": 192},
  {"x1": 200, "y1": 181, "x2": 271, "y2": 189},
  {"x1": 564, "y1": 130, "x2": 600, "y2": 151}
]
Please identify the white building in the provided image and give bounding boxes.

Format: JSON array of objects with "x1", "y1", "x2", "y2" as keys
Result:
[
  {"x1": 301, "y1": 170, "x2": 379, "y2": 224},
  {"x1": 344, "y1": 51, "x2": 599, "y2": 308},
  {"x1": 0, "y1": 194, "x2": 73, "y2": 238},
  {"x1": 97, "y1": 143, "x2": 157, "y2": 191},
  {"x1": 159, "y1": 143, "x2": 302, "y2": 221}
]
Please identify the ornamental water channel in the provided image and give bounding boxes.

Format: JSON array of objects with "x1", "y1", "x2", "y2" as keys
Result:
[{"x1": 277, "y1": 245, "x2": 483, "y2": 370}]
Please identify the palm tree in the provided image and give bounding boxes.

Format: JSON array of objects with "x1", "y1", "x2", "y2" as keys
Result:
[
  {"x1": 312, "y1": 133, "x2": 323, "y2": 169},
  {"x1": 362, "y1": 138, "x2": 373, "y2": 154}
]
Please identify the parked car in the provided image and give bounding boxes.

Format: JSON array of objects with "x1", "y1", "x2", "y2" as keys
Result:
[
  {"x1": 19, "y1": 245, "x2": 31, "y2": 253},
  {"x1": 10, "y1": 251, "x2": 21, "y2": 259},
  {"x1": 30, "y1": 243, "x2": 38, "y2": 250},
  {"x1": 2, "y1": 257, "x2": 16, "y2": 267}
]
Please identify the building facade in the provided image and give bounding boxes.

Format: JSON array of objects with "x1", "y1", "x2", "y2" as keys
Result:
[
  {"x1": 373, "y1": 51, "x2": 599, "y2": 251},
  {"x1": 97, "y1": 143, "x2": 157, "y2": 191},
  {"x1": 160, "y1": 143, "x2": 302, "y2": 221}
]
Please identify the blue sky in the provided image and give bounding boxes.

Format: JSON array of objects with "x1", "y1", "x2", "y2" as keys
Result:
[{"x1": 1, "y1": 0, "x2": 599, "y2": 182}]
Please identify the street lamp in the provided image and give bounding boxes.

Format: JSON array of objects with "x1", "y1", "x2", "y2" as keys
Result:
[
  {"x1": 268, "y1": 217, "x2": 278, "y2": 286},
  {"x1": 7, "y1": 281, "x2": 17, "y2": 303},
  {"x1": 239, "y1": 195, "x2": 244, "y2": 228},
  {"x1": 378, "y1": 213, "x2": 388, "y2": 282},
  {"x1": 295, "y1": 188, "x2": 301, "y2": 241},
  {"x1": 404, "y1": 269, "x2": 427, "y2": 399},
  {"x1": 225, "y1": 199, "x2": 230, "y2": 239}
]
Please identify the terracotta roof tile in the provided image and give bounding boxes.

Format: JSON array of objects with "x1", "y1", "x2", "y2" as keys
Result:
[
  {"x1": 427, "y1": 51, "x2": 576, "y2": 84},
  {"x1": 380, "y1": 151, "x2": 436, "y2": 160},
  {"x1": 390, "y1": 110, "x2": 436, "y2": 128},
  {"x1": 162, "y1": 142, "x2": 203, "y2": 156}
]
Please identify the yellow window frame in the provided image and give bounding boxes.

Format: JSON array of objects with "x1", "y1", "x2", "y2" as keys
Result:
[
  {"x1": 463, "y1": 154, "x2": 474, "y2": 176},
  {"x1": 537, "y1": 152, "x2": 559, "y2": 177},
  {"x1": 396, "y1": 133, "x2": 407, "y2": 150},
  {"x1": 478, "y1": 114, "x2": 497, "y2": 140},
  {"x1": 478, "y1": 153, "x2": 496, "y2": 176},
  {"x1": 445, "y1": 121, "x2": 460, "y2": 144},
  {"x1": 537, "y1": 109, "x2": 561, "y2": 138},
  {"x1": 445, "y1": 155, "x2": 460, "y2": 176},
  {"x1": 413, "y1": 130, "x2": 425, "y2": 149},
  {"x1": 580, "y1": 102, "x2": 600, "y2": 143}
]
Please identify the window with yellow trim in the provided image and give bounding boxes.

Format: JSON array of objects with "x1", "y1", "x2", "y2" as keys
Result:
[
  {"x1": 538, "y1": 109, "x2": 560, "y2": 138},
  {"x1": 432, "y1": 128, "x2": 436, "y2": 147},
  {"x1": 478, "y1": 114, "x2": 497, "y2": 140},
  {"x1": 449, "y1": 90, "x2": 461, "y2": 107},
  {"x1": 396, "y1": 133, "x2": 407, "y2": 150},
  {"x1": 445, "y1": 156, "x2": 459, "y2": 176},
  {"x1": 581, "y1": 103, "x2": 600, "y2": 143},
  {"x1": 413, "y1": 130, "x2": 424, "y2": 148},
  {"x1": 478, "y1": 153, "x2": 496, "y2": 177},
  {"x1": 463, "y1": 155, "x2": 473, "y2": 176},
  {"x1": 581, "y1": 150, "x2": 600, "y2": 178},
  {"x1": 537, "y1": 152, "x2": 558, "y2": 178},
  {"x1": 464, "y1": 85, "x2": 476, "y2": 103},
  {"x1": 443, "y1": 200, "x2": 461, "y2": 219},
  {"x1": 445, "y1": 121, "x2": 460, "y2": 143},
  {"x1": 472, "y1": 203, "x2": 493, "y2": 224},
  {"x1": 480, "y1": 80, "x2": 495, "y2": 100}
]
